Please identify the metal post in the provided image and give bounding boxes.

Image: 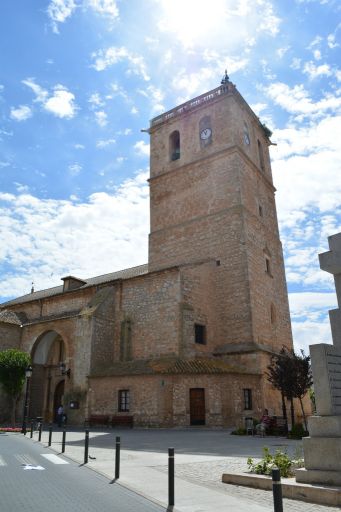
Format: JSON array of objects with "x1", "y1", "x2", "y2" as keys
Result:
[
  {"x1": 30, "y1": 421, "x2": 33, "y2": 438},
  {"x1": 115, "y1": 436, "x2": 120, "y2": 479},
  {"x1": 168, "y1": 447, "x2": 175, "y2": 507},
  {"x1": 84, "y1": 429, "x2": 89, "y2": 464},
  {"x1": 62, "y1": 428, "x2": 66, "y2": 453},
  {"x1": 38, "y1": 421, "x2": 42, "y2": 442},
  {"x1": 48, "y1": 425, "x2": 52, "y2": 446},
  {"x1": 272, "y1": 467, "x2": 283, "y2": 512},
  {"x1": 21, "y1": 376, "x2": 30, "y2": 435}
]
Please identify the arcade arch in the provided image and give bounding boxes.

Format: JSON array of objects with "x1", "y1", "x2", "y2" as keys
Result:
[{"x1": 29, "y1": 330, "x2": 69, "y2": 422}]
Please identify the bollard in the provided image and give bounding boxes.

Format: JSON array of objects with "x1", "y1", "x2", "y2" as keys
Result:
[
  {"x1": 48, "y1": 425, "x2": 52, "y2": 447},
  {"x1": 38, "y1": 422, "x2": 42, "y2": 442},
  {"x1": 84, "y1": 429, "x2": 89, "y2": 464},
  {"x1": 168, "y1": 448, "x2": 175, "y2": 507},
  {"x1": 62, "y1": 428, "x2": 66, "y2": 453},
  {"x1": 30, "y1": 421, "x2": 33, "y2": 439},
  {"x1": 115, "y1": 436, "x2": 121, "y2": 479},
  {"x1": 272, "y1": 467, "x2": 283, "y2": 512}
]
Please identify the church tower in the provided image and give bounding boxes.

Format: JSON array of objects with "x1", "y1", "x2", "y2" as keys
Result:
[{"x1": 148, "y1": 72, "x2": 293, "y2": 360}]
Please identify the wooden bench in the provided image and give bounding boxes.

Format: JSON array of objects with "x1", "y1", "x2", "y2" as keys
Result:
[
  {"x1": 268, "y1": 416, "x2": 288, "y2": 436},
  {"x1": 111, "y1": 415, "x2": 134, "y2": 428},
  {"x1": 89, "y1": 415, "x2": 110, "y2": 427}
]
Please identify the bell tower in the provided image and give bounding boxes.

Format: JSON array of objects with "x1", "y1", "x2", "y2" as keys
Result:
[{"x1": 148, "y1": 72, "x2": 293, "y2": 355}]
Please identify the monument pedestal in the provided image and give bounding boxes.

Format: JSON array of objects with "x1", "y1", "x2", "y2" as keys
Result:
[{"x1": 296, "y1": 415, "x2": 341, "y2": 485}]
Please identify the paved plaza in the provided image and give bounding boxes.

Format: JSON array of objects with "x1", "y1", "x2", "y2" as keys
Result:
[{"x1": 25, "y1": 427, "x2": 339, "y2": 511}]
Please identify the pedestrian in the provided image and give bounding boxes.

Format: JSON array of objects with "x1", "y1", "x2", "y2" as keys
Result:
[
  {"x1": 256, "y1": 408, "x2": 271, "y2": 435},
  {"x1": 57, "y1": 405, "x2": 64, "y2": 427}
]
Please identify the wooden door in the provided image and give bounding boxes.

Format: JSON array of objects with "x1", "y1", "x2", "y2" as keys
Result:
[{"x1": 190, "y1": 388, "x2": 205, "y2": 425}]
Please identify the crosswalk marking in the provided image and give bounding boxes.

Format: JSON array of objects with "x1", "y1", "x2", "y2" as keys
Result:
[
  {"x1": 40, "y1": 454, "x2": 69, "y2": 464},
  {"x1": 0, "y1": 456, "x2": 5, "y2": 466}
]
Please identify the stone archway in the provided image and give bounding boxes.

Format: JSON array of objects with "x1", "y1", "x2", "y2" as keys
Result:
[{"x1": 30, "y1": 330, "x2": 68, "y2": 422}]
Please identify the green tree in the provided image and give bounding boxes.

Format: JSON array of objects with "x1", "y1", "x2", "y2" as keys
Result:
[
  {"x1": 0, "y1": 349, "x2": 31, "y2": 425},
  {"x1": 267, "y1": 347, "x2": 312, "y2": 431}
]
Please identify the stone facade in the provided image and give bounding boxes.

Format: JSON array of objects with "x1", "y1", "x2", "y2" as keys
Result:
[{"x1": 0, "y1": 76, "x2": 294, "y2": 428}]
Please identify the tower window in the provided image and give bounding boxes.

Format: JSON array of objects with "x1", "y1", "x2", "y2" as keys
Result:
[
  {"x1": 265, "y1": 257, "x2": 271, "y2": 275},
  {"x1": 118, "y1": 389, "x2": 130, "y2": 412},
  {"x1": 194, "y1": 324, "x2": 206, "y2": 345},
  {"x1": 170, "y1": 130, "x2": 180, "y2": 161},
  {"x1": 270, "y1": 304, "x2": 276, "y2": 324},
  {"x1": 243, "y1": 122, "x2": 250, "y2": 145},
  {"x1": 259, "y1": 205, "x2": 263, "y2": 217},
  {"x1": 257, "y1": 140, "x2": 265, "y2": 172},
  {"x1": 243, "y1": 389, "x2": 252, "y2": 410}
]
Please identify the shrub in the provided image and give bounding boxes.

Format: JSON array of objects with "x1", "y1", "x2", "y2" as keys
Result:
[
  {"x1": 288, "y1": 423, "x2": 308, "y2": 439},
  {"x1": 231, "y1": 427, "x2": 247, "y2": 435},
  {"x1": 247, "y1": 447, "x2": 304, "y2": 478}
]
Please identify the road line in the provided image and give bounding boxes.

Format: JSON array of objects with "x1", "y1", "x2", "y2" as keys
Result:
[
  {"x1": 0, "y1": 455, "x2": 6, "y2": 466},
  {"x1": 40, "y1": 454, "x2": 69, "y2": 464}
]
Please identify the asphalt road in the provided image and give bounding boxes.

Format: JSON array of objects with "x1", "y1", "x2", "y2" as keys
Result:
[{"x1": 0, "y1": 432, "x2": 165, "y2": 512}]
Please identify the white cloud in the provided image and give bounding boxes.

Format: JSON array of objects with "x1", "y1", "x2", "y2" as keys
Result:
[
  {"x1": 95, "y1": 111, "x2": 108, "y2": 127},
  {"x1": 91, "y1": 46, "x2": 150, "y2": 81},
  {"x1": 157, "y1": 0, "x2": 280, "y2": 49},
  {"x1": 88, "y1": 92, "x2": 105, "y2": 107},
  {"x1": 87, "y1": 0, "x2": 119, "y2": 18},
  {"x1": 303, "y1": 61, "x2": 332, "y2": 79},
  {"x1": 22, "y1": 79, "x2": 77, "y2": 119},
  {"x1": 74, "y1": 143, "x2": 85, "y2": 149},
  {"x1": 96, "y1": 138, "x2": 116, "y2": 148},
  {"x1": 289, "y1": 293, "x2": 336, "y2": 353},
  {"x1": 313, "y1": 49, "x2": 322, "y2": 60},
  {"x1": 10, "y1": 105, "x2": 32, "y2": 122},
  {"x1": 265, "y1": 82, "x2": 341, "y2": 118},
  {"x1": 47, "y1": 0, "x2": 77, "y2": 33},
  {"x1": 327, "y1": 33, "x2": 339, "y2": 49},
  {"x1": 68, "y1": 163, "x2": 82, "y2": 175},
  {"x1": 0, "y1": 161, "x2": 10, "y2": 168},
  {"x1": 134, "y1": 140, "x2": 150, "y2": 157},
  {"x1": 44, "y1": 85, "x2": 77, "y2": 118},
  {"x1": 0, "y1": 171, "x2": 149, "y2": 300}
]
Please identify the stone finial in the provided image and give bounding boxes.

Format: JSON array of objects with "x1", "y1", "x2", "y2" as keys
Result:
[
  {"x1": 31, "y1": 282, "x2": 34, "y2": 294},
  {"x1": 221, "y1": 70, "x2": 229, "y2": 84}
]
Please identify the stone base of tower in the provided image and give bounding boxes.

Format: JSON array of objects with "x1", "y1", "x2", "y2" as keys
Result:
[{"x1": 296, "y1": 415, "x2": 341, "y2": 486}]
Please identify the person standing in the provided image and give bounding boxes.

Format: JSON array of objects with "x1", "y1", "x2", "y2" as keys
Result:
[{"x1": 57, "y1": 405, "x2": 64, "y2": 427}]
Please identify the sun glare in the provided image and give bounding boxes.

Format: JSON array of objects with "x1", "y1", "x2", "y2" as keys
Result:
[{"x1": 160, "y1": 0, "x2": 230, "y2": 47}]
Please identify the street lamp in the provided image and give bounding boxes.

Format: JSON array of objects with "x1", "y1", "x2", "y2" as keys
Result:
[{"x1": 21, "y1": 365, "x2": 33, "y2": 435}]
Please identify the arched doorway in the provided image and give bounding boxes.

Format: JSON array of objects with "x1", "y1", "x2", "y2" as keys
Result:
[{"x1": 30, "y1": 330, "x2": 69, "y2": 422}]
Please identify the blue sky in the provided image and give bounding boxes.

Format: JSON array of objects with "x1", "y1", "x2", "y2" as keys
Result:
[{"x1": 0, "y1": 0, "x2": 340, "y2": 353}]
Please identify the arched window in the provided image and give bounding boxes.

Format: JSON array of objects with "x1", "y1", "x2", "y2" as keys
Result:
[
  {"x1": 270, "y1": 303, "x2": 276, "y2": 325},
  {"x1": 169, "y1": 130, "x2": 180, "y2": 161},
  {"x1": 243, "y1": 122, "x2": 250, "y2": 145}
]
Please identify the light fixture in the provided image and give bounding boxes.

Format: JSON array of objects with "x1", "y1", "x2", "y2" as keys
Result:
[{"x1": 59, "y1": 362, "x2": 71, "y2": 378}]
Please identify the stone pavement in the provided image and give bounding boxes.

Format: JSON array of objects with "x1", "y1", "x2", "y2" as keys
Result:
[{"x1": 27, "y1": 427, "x2": 339, "y2": 512}]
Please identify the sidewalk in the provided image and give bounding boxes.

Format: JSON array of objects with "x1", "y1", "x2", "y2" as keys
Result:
[{"x1": 27, "y1": 427, "x2": 337, "y2": 512}]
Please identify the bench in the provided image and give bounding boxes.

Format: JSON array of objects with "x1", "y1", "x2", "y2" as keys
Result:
[
  {"x1": 88, "y1": 415, "x2": 110, "y2": 427},
  {"x1": 268, "y1": 416, "x2": 288, "y2": 436},
  {"x1": 111, "y1": 415, "x2": 134, "y2": 428}
]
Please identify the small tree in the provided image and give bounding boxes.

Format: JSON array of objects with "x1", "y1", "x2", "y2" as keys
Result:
[
  {"x1": 0, "y1": 349, "x2": 31, "y2": 425},
  {"x1": 267, "y1": 347, "x2": 312, "y2": 430}
]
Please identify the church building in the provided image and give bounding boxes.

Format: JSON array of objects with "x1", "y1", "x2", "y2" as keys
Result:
[{"x1": 0, "y1": 73, "x2": 293, "y2": 428}]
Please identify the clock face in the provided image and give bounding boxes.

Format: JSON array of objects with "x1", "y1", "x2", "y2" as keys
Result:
[{"x1": 200, "y1": 128, "x2": 212, "y2": 140}]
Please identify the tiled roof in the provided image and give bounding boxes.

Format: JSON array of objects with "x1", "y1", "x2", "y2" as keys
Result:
[
  {"x1": 0, "y1": 264, "x2": 149, "y2": 308},
  {"x1": 0, "y1": 310, "x2": 24, "y2": 325}
]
